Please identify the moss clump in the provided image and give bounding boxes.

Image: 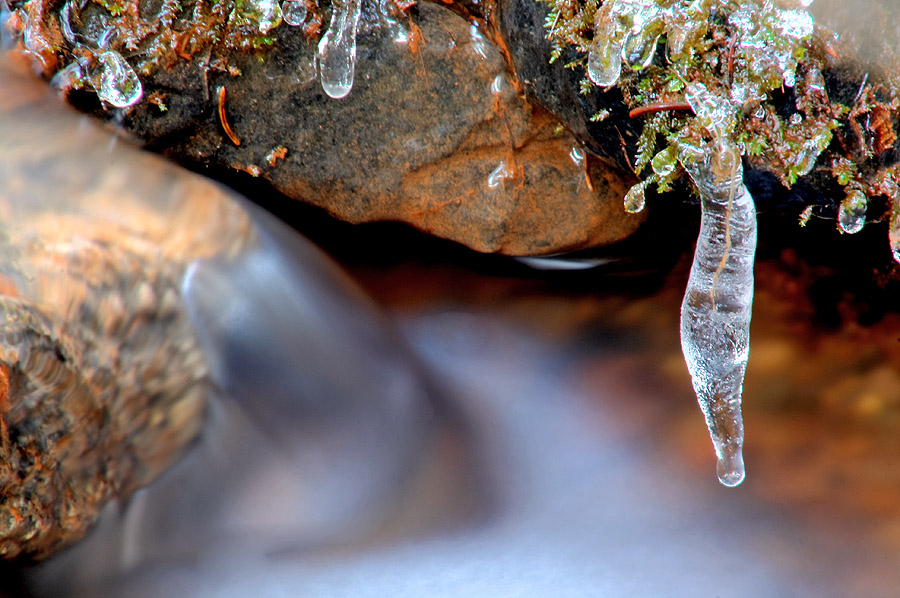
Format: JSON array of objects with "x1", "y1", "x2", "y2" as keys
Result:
[
  {"x1": 540, "y1": 0, "x2": 900, "y2": 231},
  {"x1": 6, "y1": 0, "x2": 325, "y2": 86}
]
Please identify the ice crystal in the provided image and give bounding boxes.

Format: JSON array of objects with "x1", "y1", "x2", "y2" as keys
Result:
[
  {"x1": 317, "y1": 0, "x2": 362, "y2": 99},
  {"x1": 837, "y1": 189, "x2": 867, "y2": 234},
  {"x1": 93, "y1": 50, "x2": 142, "y2": 108},
  {"x1": 679, "y1": 139, "x2": 756, "y2": 488}
]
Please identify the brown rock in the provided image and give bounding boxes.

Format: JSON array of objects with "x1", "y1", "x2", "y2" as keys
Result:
[{"x1": 105, "y1": 3, "x2": 644, "y2": 255}]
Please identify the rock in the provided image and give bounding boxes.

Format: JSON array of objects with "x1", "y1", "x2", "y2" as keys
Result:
[{"x1": 60, "y1": 2, "x2": 644, "y2": 255}]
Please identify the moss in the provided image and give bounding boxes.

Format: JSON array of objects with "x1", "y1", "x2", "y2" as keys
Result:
[
  {"x1": 539, "y1": 0, "x2": 900, "y2": 224},
  {"x1": 8, "y1": 0, "x2": 316, "y2": 84}
]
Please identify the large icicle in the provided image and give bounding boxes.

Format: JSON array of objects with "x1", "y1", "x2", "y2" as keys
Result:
[{"x1": 679, "y1": 139, "x2": 757, "y2": 488}]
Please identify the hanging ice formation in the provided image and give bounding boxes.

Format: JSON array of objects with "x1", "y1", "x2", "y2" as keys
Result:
[
  {"x1": 317, "y1": 0, "x2": 362, "y2": 99},
  {"x1": 679, "y1": 138, "x2": 756, "y2": 488}
]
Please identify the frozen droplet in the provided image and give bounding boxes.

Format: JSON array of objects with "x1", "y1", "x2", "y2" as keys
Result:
[
  {"x1": 252, "y1": 0, "x2": 283, "y2": 33},
  {"x1": 94, "y1": 51, "x2": 143, "y2": 108},
  {"x1": 317, "y1": 0, "x2": 363, "y2": 99},
  {"x1": 587, "y1": 34, "x2": 622, "y2": 87},
  {"x1": 716, "y1": 444, "x2": 746, "y2": 487},
  {"x1": 651, "y1": 147, "x2": 676, "y2": 178},
  {"x1": 622, "y1": 29, "x2": 659, "y2": 70},
  {"x1": 469, "y1": 23, "x2": 489, "y2": 60},
  {"x1": 783, "y1": 68, "x2": 797, "y2": 88},
  {"x1": 664, "y1": 1, "x2": 710, "y2": 59},
  {"x1": 281, "y1": 0, "x2": 307, "y2": 26},
  {"x1": 838, "y1": 189, "x2": 867, "y2": 234},
  {"x1": 623, "y1": 180, "x2": 647, "y2": 214},
  {"x1": 487, "y1": 161, "x2": 514, "y2": 189},
  {"x1": 789, "y1": 113, "x2": 802, "y2": 125},
  {"x1": 679, "y1": 139, "x2": 756, "y2": 489}
]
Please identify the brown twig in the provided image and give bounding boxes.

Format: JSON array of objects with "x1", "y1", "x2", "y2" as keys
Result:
[
  {"x1": 629, "y1": 102, "x2": 693, "y2": 119},
  {"x1": 217, "y1": 85, "x2": 241, "y2": 146}
]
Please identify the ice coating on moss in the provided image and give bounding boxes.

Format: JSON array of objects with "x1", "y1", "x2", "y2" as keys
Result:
[
  {"x1": 317, "y1": 0, "x2": 363, "y2": 98},
  {"x1": 679, "y1": 139, "x2": 756, "y2": 488},
  {"x1": 94, "y1": 50, "x2": 142, "y2": 108}
]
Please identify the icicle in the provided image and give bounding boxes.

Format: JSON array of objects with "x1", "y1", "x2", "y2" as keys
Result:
[
  {"x1": 587, "y1": 21, "x2": 622, "y2": 87},
  {"x1": 679, "y1": 139, "x2": 757, "y2": 488},
  {"x1": 93, "y1": 50, "x2": 143, "y2": 108},
  {"x1": 837, "y1": 189, "x2": 867, "y2": 234},
  {"x1": 317, "y1": 0, "x2": 362, "y2": 99},
  {"x1": 281, "y1": 0, "x2": 307, "y2": 26}
]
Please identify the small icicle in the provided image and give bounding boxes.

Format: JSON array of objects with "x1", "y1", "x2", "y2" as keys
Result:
[
  {"x1": 838, "y1": 189, "x2": 867, "y2": 234},
  {"x1": 93, "y1": 50, "x2": 143, "y2": 108},
  {"x1": 317, "y1": 0, "x2": 363, "y2": 99},
  {"x1": 281, "y1": 0, "x2": 307, "y2": 26},
  {"x1": 587, "y1": 27, "x2": 622, "y2": 87},
  {"x1": 622, "y1": 29, "x2": 659, "y2": 70},
  {"x1": 621, "y1": 5, "x2": 662, "y2": 71},
  {"x1": 679, "y1": 138, "x2": 757, "y2": 488}
]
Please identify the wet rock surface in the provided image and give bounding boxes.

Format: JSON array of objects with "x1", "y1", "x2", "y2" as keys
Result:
[{"x1": 90, "y1": 3, "x2": 644, "y2": 255}]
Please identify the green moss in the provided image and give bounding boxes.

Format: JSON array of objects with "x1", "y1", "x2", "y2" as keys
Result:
[
  {"x1": 10, "y1": 0, "x2": 317, "y2": 85},
  {"x1": 540, "y1": 0, "x2": 900, "y2": 219}
]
